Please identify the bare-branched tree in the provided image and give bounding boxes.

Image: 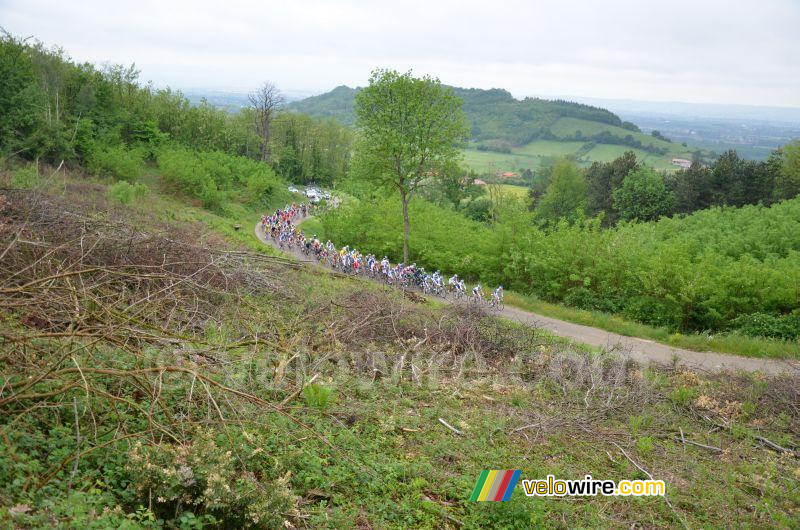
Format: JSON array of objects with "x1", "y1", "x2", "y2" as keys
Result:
[{"x1": 249, "y1": 81, "x2": 285, "y2": 162}]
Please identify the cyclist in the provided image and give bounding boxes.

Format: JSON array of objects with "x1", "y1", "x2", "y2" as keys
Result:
[
  {"x1": 448, "y1": 273, "x2": 459, "y2": 292},
  {"x1": 491, "y1": 285, "x2": 504, "y2": 308},
  {"x1": 471, "y1": 283, "x2": 484, "y2": 303}
]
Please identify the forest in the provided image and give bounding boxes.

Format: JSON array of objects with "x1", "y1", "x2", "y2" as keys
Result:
[{"x1": 0, "y1": 32, "x2": 350, "y2": 195}]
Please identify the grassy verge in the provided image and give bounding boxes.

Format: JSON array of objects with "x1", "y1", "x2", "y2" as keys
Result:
[{"x1": 505, "y1": 291, "x2": 800, "y2": 360}]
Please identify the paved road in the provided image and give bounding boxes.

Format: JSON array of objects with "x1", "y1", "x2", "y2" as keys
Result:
[{"x1": 255, "y1": 222, "x2": 798, "y2": 376}]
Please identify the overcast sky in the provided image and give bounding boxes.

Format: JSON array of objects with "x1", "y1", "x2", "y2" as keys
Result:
[{"x1": 2, "y1": 0, "x2": 799, "y2": 107}]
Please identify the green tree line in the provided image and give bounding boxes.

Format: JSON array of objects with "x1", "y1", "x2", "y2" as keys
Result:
[
  {"x1": 531, "y1": 148, "x2": 800, "y2": 225},
  {"x1": 0, "y1": 32, "x2": 350, "y2": 189}
]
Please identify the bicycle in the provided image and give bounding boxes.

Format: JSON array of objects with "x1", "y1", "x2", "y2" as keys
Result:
[{"x1": 489, "y1": 296, "x2": 504, "y2": 311}]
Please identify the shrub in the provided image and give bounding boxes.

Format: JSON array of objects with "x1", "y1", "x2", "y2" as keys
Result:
[
  {"x1": 156, "y1": 145, "x2": 288, "y2": 212},
  {"x1": 107, "y1": 181, "x2": 148, "y2": 205},
  {"x1": 10, "y1": 164, "x2": 39, "y2": 188},
  {"x1": 127, "y1": 430, "x2": 296, "y2": 527},
  {"x1": 87, "y1": 144, "x2": 145, "y2": 181},
  {"x1": 730, "y1": 312, "x2": 800, "y2": 340},
  {"x1": 303, "y1": 383, "x2": 333, "y2": 409}
]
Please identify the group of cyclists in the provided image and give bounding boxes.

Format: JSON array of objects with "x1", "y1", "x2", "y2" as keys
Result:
[{"x1": 261, "y1": 203, "x2": 505, "y2": 309}]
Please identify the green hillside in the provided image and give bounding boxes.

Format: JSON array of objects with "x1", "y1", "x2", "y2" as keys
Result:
[
  {"x1": 290, "y1": 85, "x2": 632, "y2": 147},
  {"x1": 290, "y1": 85, "x2": 705, "y2": 174},
  {"x1": 288, "y1": 85, "x2": 359, "y2": 125}
]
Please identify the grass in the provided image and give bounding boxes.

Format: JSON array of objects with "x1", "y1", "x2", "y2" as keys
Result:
[
  {"x1": 459, "y1": 148, "x2": 539, "y2": 174},
  {"x1": 505, "y1": 291, "x2": 800, "y2": 360},
  {"x1": 460, "y1": 133, "x2": 692, "y2": 175},
  {"x1": 494, "y1": 184, "x2": 530, "y2": 199},
  {"x1": 512, "y1": 139, "x2": 586, "y2": 157},
  {"x1": 549, "y1": 117, "x2": 686, "y2": 155},
  {"x1": 582, "y1": 144, "x2": 675, "y2": 170}
]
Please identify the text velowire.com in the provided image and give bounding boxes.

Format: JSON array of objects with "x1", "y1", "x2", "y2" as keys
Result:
[
  {"x1": 522, "y1": 475, "x2": 665, "y2": 497},
  {"x1": 469, "y1": 470, "x2": 665, "y2": 501}
]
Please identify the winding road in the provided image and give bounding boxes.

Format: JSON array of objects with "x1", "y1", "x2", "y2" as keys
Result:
[{"x1": 255, "y1": 221, "x2": 797, "y2": 376}]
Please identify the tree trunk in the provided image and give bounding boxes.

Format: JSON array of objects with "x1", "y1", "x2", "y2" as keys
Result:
[{"x1": 401, "y1": 191, "x2": 410, "y2": 263}]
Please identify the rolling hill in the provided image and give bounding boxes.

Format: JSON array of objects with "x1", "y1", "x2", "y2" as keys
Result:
[{"x1": 289, "y1": 85, "x2": 707, "y2": 174}]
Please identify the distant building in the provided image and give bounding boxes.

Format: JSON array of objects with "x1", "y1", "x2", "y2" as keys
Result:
[
  {"x1": 671, "y1": 158, "x2": 692, "y2": 169},
  {"x1": 498, "y1": 171, "x2": 518, "y2": 179}
]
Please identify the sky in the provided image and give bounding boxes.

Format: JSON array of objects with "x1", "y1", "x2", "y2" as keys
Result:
[{"x1": 2, "y1": 0, "x2": 799, "y2": 107}]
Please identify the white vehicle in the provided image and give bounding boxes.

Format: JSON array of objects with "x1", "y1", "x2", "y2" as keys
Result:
[{"x1": 288, "y1": 186, "x2": 300, "y2": 193}]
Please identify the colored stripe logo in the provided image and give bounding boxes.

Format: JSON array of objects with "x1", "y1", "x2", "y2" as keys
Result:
[{"x1": 469, "y1": 470, "x2": 521, "y2": 501}]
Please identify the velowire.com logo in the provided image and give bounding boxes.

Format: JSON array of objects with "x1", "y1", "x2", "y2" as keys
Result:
[
  {"x1": 469, "y1": 470, "x2": 522, "y2": 501},
  {"x1": 470, "y1": 471, "x2": 666, "y2": 500}
]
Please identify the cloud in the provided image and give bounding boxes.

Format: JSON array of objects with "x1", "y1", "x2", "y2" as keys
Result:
[{"x1": 2, "y1": 0, "x2": 798, "y2": 105}]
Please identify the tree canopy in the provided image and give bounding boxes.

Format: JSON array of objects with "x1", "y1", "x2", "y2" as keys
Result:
[{"x1": 353, "y1": 68, "x2": 468, "y2": 262}]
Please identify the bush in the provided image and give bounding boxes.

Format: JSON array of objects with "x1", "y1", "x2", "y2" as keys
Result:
[
  {"x1": 156, "y1": 145, "x2": 287, "y2": 212},
  {"x1": 10, "y1": 164, "x2": 40, "y2": 188},
  {"x1": 127, "y1": 430, "x2": 295, "y2": 527},
  {"x1": 302, "y1": 383, "x2": 334, "y2": 409},
  {"x1": 320, "y1": 187, "x2": 800, "y2": 334},
  {"x1": 87, "y1": 144, "x2": 145, "y2": 181},
  {"x1": 107, "y1": 181, "x2": 149, "y2": 205},
  {"x1": 730, "y1": 312, "x2": 800, "y2": 340}
]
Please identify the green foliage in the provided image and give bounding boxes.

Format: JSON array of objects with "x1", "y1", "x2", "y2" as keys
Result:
[
  {"x1": 87, "y1": 144, "x2": 145, "y2": 181},
  {"x1": 270, "y1": 113, "x2": 351, "y2": 185},
  {"x1": 669, "y1": 386, "x2": 699, "y2": 407},
  {"x1": 775, "y1": 140, "x2": 800, "y2": 200},
  {"x1": 612, "y1": 166, "x2": 675, "y2": 221},
  {"x1": 322, "y1": 185, "x2": 800, "y2": 333},
  {"x1": 291, "y1": 84, "x2": 627, "y2": 147},
  {"x1": 730, "y1": 312, "x2": 800, "y2": 340},
  {"x1": 302, "y1": 383, "x2": 334, "y2": 409},
  {"x1": 156, "y1": 145, "x2": 286, "y2": 211},
  {"x1": 534, "y1": 159, "x2": 587, "y2": 223},
  {"x1": 462, "y1": 196, "x2": 493, "y2": 222},
  {"x1": 585, "y1": 150, "x2": 639, "y2": 224},
  {"x1": 320, "y1": 194, "x2": 498, "y2": 280},
  {"x1": 10, "y1": 164, "x2": 40, "y2": 188},
  {"x1": 107, "y1": 181, "x2": 148, "y2": 205},
  {"x1": 353, "y1": 68, "x2": 469, "y2": 261},
  {"x1": 0, "y1": 32, "x2": 350, "y2": 185},
  {"x1": 128, "y1": 430, "x2": 295, "y2": 527}
]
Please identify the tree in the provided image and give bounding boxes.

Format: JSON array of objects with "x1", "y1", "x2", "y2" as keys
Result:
[
  {"x1": 584, "y1": 151, "x2": 638, "y2": 224},
  {"x1": 248, "y1": 82, "x2": 284, "y2": 162},
  {"x1": 775, "y1": 141, "x2": 800, "y2": 201},
  {"x1": 353, "y1": 69, "x2": 468, "y2": 262},
  {"x1": 665, "y1": 162, "x2": 713, "y2": 213},
  {"x1": 533, "y1": 159, "x2": 587, "y2": 223},
  {"x1": 612, "y1": 166, "x2": 675, "y2": 221}
]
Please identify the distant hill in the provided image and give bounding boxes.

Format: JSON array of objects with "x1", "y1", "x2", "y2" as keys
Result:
[
  {"x1": 289, "y1": 85, "x2": 648, "y2": 146},
  {"x1": 288, "y1": 86, "x2": 360, "y2": 125},
  {"x1": 289, "y1": 85, "x2": 708, "y2": 174}
]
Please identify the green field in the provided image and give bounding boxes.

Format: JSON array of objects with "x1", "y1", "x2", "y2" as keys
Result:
[
  {"x1": 459, "y1": 148, "x2": 539, "y2": 173},
  {"x1": 495, "y1": 183, "x2": 530, "y2": 198},
  {"x1": 582, "y1": 144, "x2": 676, "y2": 170},
  {"x1": 459, "y1": 117, "x2": 703, "y2": 175},
  {"x1": 462, "y1": 138, "x2": 689, "y2": 175},
  {"x1": 512, "y1": 139, "x2": 586, "y2": 157}
]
